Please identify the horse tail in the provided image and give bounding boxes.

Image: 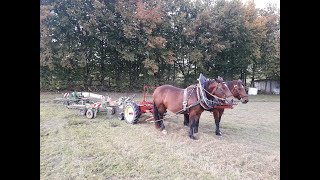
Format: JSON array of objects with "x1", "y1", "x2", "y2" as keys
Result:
[{"x1": 153, "y1": 102, "x2": 160, "y2": 120}]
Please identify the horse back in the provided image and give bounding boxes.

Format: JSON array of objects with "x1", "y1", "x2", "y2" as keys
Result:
[
  {"x1": 153, "y1": 85, "x2": 185, "y2": 113},
  {"x1": 153, "y1": 85, "x2": 183, "y2": 95}
]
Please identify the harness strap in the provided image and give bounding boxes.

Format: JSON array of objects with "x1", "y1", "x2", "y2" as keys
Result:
[
  {"x1": 198, "y1": 81, "x2": 210, "y2": 108},
  {"x1": 182, "y1": 88, "x2": 188, "y2": 111},
  {"x1": 196, "y1": 85, "x2": 212, "y2": 110},
  {"x1": 176, "y1": 86, "x2": 197, "y2": 114},
  {"x1": 176, "y1": 100, "x2": 201, "y2": 114}
]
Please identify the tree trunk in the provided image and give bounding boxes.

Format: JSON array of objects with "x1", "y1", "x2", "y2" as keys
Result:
[
  {"x1": 116, "y1": 62, "x2": 120, "y2": 88},
  {"x1": 100, "y1": 40, "x2": 105, "y2": 91},
  {"x1": 264, "y1": 81, "x2": 267, "y2": 92},
  {"x1": 84, "y1": 59, "x2": 89, "y2": 91},
  {"x1": 240, "y1": 66, "x2": 244, "y2": 81},
  {"x1": 270, "y1": 80, "x2": 272, "y2": 94},
  {"x1": 250, "y1": 63, "x2": 256, "y2": 87},
  {"x1": 194, "y1": 62, "x2": 197, "y2": 77},
  {"x1": 173, "y1": 62, "x2": 176, "y2": 82},
  {"x1": 136, "y1": 60, "x2": 139, "y2": 87},
  {"x1": 129, "y1": 61, "x2": 132, "y2": 88},
  {"x1": 244, "y1": 73, "x2": 247, "y2": 87},
  {"x1": 160, "y1": 56, "x2": 164, "y2": 85},
  {"x1": 85, "y1": 44, "x2": 93, "y2": 91}
]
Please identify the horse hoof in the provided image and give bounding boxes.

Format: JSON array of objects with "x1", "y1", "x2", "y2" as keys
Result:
[
  {"x1": 189, "y1": 135, "x2": 198, "y2": 140},
  {"x1": 162, "y1": 129, "x2": 167, "y2": 135},
  {"x1": 216, "y1": 132, "x2": 222, "y2": 136}
]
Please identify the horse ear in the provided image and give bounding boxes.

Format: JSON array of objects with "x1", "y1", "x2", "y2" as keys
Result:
[{"x1": 217, "y1": 76, "x2": 223, "y2": 81}]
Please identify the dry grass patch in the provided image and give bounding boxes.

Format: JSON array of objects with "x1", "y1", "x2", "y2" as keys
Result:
[{"x1": 41, "y1": 92, "x2": 279, "y2": 179}]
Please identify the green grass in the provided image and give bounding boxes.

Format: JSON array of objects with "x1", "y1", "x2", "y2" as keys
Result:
[
  {"x1": 41, "y1": 93, "x2": 280, "y2": 180},
  {"x1": 247, "y1": 94, "x2": 280, "y2": 102}
]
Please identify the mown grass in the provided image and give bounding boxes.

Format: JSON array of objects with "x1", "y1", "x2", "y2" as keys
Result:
[{"x1": 41, "y1": 92, "x2": 280, "y2": 180}]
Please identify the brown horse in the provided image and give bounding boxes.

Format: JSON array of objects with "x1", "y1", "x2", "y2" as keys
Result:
[
  {"x1": 152, "y1": 75, "x2": 234, "y2": 140},
  {"x1": 184, "y1": 79, "x2": 249, "y2": 136}
]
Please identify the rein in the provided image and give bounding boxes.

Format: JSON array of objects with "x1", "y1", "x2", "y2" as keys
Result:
[
  {"x1": 197, "y1": 80, "x2": 231, "y2": 110},
  {"x1": 203, "y1": 85, "x2": 230, "y2": 101},
  {"x1": 145, "y1": 113, "x2": 179, "y2": 123}
]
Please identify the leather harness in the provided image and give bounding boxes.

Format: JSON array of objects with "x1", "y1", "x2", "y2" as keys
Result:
[{"x1": 176, "y1": 74, "x2": 219, "y2": 114}]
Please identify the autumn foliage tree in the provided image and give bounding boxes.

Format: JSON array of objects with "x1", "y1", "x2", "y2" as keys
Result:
[{"x1": 40, "y1": 0, "x2": 280, "y2": 91}]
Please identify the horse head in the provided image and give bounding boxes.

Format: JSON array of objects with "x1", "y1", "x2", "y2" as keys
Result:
[
  {"x1": 231, "y1": 79, "x2": 249, "y2": 104},
  {"x1": 206, "y1": 76, "x2": 234, "y2": 104}
]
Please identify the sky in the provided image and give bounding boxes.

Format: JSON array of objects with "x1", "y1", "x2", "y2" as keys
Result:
[{"x1": 243, "y1": 0, "x2": 280, "y2": 9}]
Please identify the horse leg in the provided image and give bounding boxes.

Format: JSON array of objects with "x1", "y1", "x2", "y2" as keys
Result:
[
  {"x1": 159, "y1": 113, "x2": 166, "y2": 131},
  {"x1": 153, "y1": 102, "x2": 163, "y2": 129},
  {"x1": 183, "y1": 114, "x2": 189, "y2": 126},
  {"x1": 155, "y1": 115, "x2": 162, "y2": 129},
  {"x1": 153, "y1": 102, "x2": 167, "y2": 134},
  {"x1": 218, "y1": 109, "x2": 224, "y2": 135},
  {"x1": 188, "y1": 118, "x2": 197, "y2": 140},
  {"x1": 213, "y1": 109, "x2": 224, "y2": 136},
  {"x1": 194, "y1": 117, "x2": 199, "y2": 133}
]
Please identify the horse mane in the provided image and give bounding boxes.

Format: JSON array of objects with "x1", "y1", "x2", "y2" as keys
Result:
[
  {"x1": 203, "y1": 79, "x2": 211, "y2": 90},
  {"x1": 226, "y1": 80, "x2": 235, "y2": 90},
  {"x1": 238, "y1": 79, "x2": 244, "y2": 86},
  {"x1": 204, "y1": 79, "x2": 216, "y2": 93},
  {"x1": 203, "y1": 79, "x2": 218, "y2": 100}
]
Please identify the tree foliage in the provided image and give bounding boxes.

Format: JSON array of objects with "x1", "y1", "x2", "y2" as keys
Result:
[{"x1": 40, "y1": 0, "x2": 280, "y2": 91}]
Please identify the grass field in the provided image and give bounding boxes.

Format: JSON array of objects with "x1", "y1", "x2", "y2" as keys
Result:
[{"x1": 40, "y1": 92, "x2": 280, "y2": 180}]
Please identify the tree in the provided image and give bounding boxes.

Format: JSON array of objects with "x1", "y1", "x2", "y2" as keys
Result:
[
  {"x1": 259, "y1": 4, "x2": 280, "y2": 81},
  {"x1": 40, "y1": 0, "x2": 280, "y2": 91}
]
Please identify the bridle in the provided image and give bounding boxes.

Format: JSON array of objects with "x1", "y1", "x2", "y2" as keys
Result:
[
  {"x1": 230, "y1": 82, "x2": 248, "y2": 100},
  {"x1": 203, "y1": 80, "x2": 233, "y2": 101},
  {"x1": 195, "y1": 79, "x2": 234, "y2": 111}
]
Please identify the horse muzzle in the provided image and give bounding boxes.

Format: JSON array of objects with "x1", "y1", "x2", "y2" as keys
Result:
[
  {"x1": 226, "y1": 96, "x2": 234, "y2": 104},
  {"x1": 241, "y1": 97, "x2": 249, "y2": 104}
]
